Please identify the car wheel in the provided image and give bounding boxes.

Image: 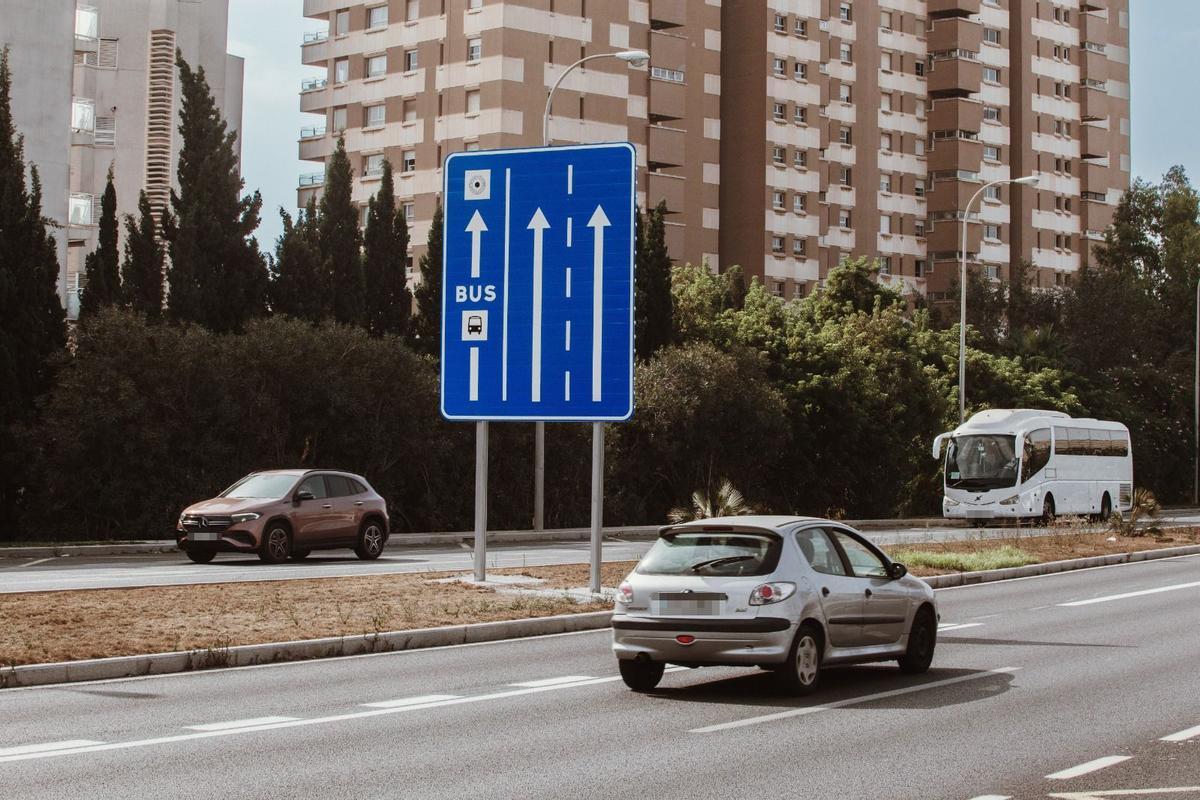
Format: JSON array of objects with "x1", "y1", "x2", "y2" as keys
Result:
[
  {"x1": 1041, "y1": 495, "x2": 1056, "y2": 526},
  {"x1": 354, "y1": 520, "x2": 386, "y2": 560},
  {"x1": 898, "y1": 607, "x2": 937, "y2": 674},
  {"x1": 290, "y1": 548, "x2": 311, "y2": 561},
  {"x1": 618, "y1": 659, "x2": 665, "y2": 692},
  {"x1": 185, "y1": 549, "x2": 215, "y2": 564},
  {"x1": 778, "y1": 622, "x2": 823, "y2": 695},
  {"x1": 258, "y1": 524, "x2": 292, "y2": 564}
]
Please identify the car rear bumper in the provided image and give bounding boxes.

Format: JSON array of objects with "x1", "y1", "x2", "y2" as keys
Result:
[{"x1": 612, "y1": 614, "x2": 795, "y2": 665}]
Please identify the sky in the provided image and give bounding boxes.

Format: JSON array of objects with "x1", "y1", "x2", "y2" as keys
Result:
[{"x1": 227, "y1": 0, "x2": 1200, "y2": 254}]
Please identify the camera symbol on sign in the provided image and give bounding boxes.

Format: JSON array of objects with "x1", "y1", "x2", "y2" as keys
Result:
[
  {"x1": 464, "y1": 169, "x2": 491, "y2": 201},
  {"x1": 461, "y1": 310, "x2": 488, "y2": 341}
]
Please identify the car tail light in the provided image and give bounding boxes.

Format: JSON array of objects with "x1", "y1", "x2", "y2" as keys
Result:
[
  {"x1": 749, "y1": 582, "x2": 796, "y2": 606},
  {"x1": 616, "y1": 581, "x2": 634, "y2": 605},
  {"x1": 675, "y1": 635, "x2": 695, "y2": 645}
]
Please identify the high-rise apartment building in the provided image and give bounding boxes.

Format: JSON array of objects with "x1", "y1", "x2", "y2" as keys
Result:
[
  {"x1": 2, "y1": 0, "x2": 244, "y2": 317},
  {"x1": 297, "y1": 0, "x2": 1130, "y2": 299}
]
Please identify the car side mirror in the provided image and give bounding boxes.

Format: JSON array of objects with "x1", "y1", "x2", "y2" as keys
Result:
[
  {"x1": 295, "y1": 490, "x2": 315, "y2": 503},
  {"x1": 887, "y1": 562, "x2": 907, "y2": 580}
]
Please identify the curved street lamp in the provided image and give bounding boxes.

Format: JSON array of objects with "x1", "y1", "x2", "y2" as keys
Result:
[
  {"x1": 543, "y1": 50, "x2": 650, "y2": 147},
  {"x1": 958, "y1": 174, "x2": 1040, "y2": 424}
]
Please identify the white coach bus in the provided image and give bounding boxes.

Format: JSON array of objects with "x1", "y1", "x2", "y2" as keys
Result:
[{"x1": 932, "y1": 409, "x2": 1133, "y2": 523}]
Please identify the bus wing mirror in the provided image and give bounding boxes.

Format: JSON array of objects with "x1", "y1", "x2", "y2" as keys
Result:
[{"x1": 932, "y1": 433, "x2": 949, "y2": 460}]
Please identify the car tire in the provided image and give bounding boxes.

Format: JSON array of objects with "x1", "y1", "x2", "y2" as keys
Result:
[
  {"x1": 258, "y1": 524, "x2": 292, "y2": 564},
  {"x1": 354, "y1": 520, "x2": 386, "y2": 560},
  {"x1": 1041, "y1": 495, "x2": 1056, "y2": 526},
  {"x1": 185, "y1": 549, "x2": 216, "y2": 564},
  {"x1": 898, "y1": 607, "x2": 937, "y2": 675},
  {"x1": 618, "y1": 659, "x2": 665, "y2": 692},
  {"x1": 777, "y1": 622, "x2": 823, "y2": 696},
  {"x1": 1099, "y1": 494, "x2": 1112, "y2": 522},
  {"x1": 290, "y1": 548, "x2": 311, "y2": 561}
]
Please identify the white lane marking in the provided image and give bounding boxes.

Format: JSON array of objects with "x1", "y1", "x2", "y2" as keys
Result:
[
  {"x1": 362, "y1": 694, "x2": 461, "y2": 709},
  {"x1": 1048, "y1": 790, "x2": 1200, "y2": 799},
  {"x1": 938, "y1": 623, "x2": 984, "y2": 632},
  {"x1": 468, "y1": 347, "x2": 479, "y2": 402},
  {"x1": 509, "y1": 675, "x2": 595, "y2": 688},
  {"x1": 1162, "y1": 723, "x2": 1200, "y2": 742},
  {"x1": 965, "y1": 795, "x2": 1010, "y2": 800},
  {"x1": 186, "y1": 716, "x2": 298, "y2": 732},
  {"x1": 1045, "y1": 755, "x2": 1132, "y2": 780},
  {"x1": 690, "y1": 667, "x2": 1020, "y2": 734},
  {"x1": 19, "y1": 557, "x2": 55, "y2": 568},
  {"x1": 936, "y1": 553, "x2": 1200, "y2": 593},
  {"x1": 1058, "y1": 580, "x2": 1200, "y2": 607},
  {"x1": 501, "y1": 168, "x2": 511, "y2": 401},
  {"x1": 0, "y1": 740, "x2": 103, "y2": 757}
]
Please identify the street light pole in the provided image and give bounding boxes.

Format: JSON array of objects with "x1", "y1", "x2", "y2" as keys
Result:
[
  {"x1": 1194, "y1": 276, "x2": 1198, "y2": 505},
  {"x1": 537, "y1": 49, "x2": 648, "y2": 540},
  {"x1": 958, "y1": 174, "x2": 1040, "y2": 424}
]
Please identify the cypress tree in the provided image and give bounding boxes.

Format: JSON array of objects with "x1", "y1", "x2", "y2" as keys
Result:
[
  {"x1": 79, "y1": 167, "x2": 120, "y2": 318},
  {"x1": 362, "y1": 159, "x2": 411, "y2": 336},
  {"x1": 270, "y1": 196, "x2": 326, "y2": 321},
  {"x1": 320, "y1": 137, "x2": 363, "y2": 326},
  {"x1": 163, "y1": 53, "x2": 267, "y2": 332},
  {"x1": 121, "y1": 191, "x2": 164, "y2": 317},
  {"x1": 0, "y1": 48, "x2": 67, "y2": 530},
  {"x1": 410, "y1": 197, "x2": 443, "y2": 357},
  {"x1": 635, "y1": 200, "x2": 673, "y2": 360}
]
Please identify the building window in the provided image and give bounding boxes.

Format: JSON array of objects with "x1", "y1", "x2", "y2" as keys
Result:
[
  {"x1": 880, "y1": 173, "x2": 892, "y2": 192},
  {"x1": 794, "y1": 62, "x2": 807, "y2": 80},
  {"x1": 916, "y1": 99, "x2": 926, "y2": 118},
  {"x1": 984, "y1": 185, "x2": 1001, "y2": 201},
  {"x1": 332, "y1": 106, "x2": 347, "y2": 132},
  {"x1": 772, "y1": 190, "x2": 785, "y2": 210},
  {"x1": 914, "y1": 138, "x2": 925, "y2": 156},
  {"x1": 793, "y1": 105, "x2": 806, "y2": 124},
  {"x1": 772, "y1": 145, "x2": 785, "y2": 165},
  {"x1": 880, "y1": 93, "x2": 892, "y2": 112},
  {"x1": 983, "y1": 145, "x2": 999, "y2": 161},
  {"x1": 774, "y1": 13, "x2": 786, "y2": 33},
  {"x1": 404, "y1": 202, "x2": 415, "y2": 221},
  {"x1": 879, "y1": 256, "x2": 892, "y2": 275},
  {"x1": 404, "y1": 49, "x2": 419, "y2": 71},
  {"x1": 984, "y1": 27, "x2": 1001, "y2": 45},
  {"x1": 468, "y1": 0, "x2": 481, "y2": 9},
  {"x1": 772, "y1": 235, "x2": 785, "y2": 254},
  {"x1": 466, "y1": 89, "x2": 480, "y2": 114},
  {"x1": 915, "y1": 61, "x2": 925, "y2": 77},
  {"x1": 839, "y1": 43, "x2": 852, "y2": 63},
  {"x1": 467, "y1": 37, "x2": 482, "y2": 63},
  {"x1": 984, "y1": 223, "x2": 1000, "y2": 240},
  {"x1": 839, "y1": 166, "x2": 852, "y2": 185},
  {"x1": 773, "y1": 57, "x2": 786, "y2": 77},
  {"x1": 403, "y1": 98, "x2": 417, "y2": 122},
  {"x1": 68, "y1": 192, "x2": 94, "y2": 225},
  {"x1": 364, "y1": 153, "x2": 385, "y2": 177},
  {"x1": 839, "y1": 127, "x2": 851, "y2": 145},
  {"x1": 839, "y1": 2, "x2": 852, "y2": 21},
  {"x1": 75, "y1": 5, "x2": 99, "y2": 38},
  {"x1": 881, "y1": 52, "x2": 892, "y2": 72},
  {"x1": 984, "y1": 106, "x2": 1000, "y2": 122},
  {"x1": 915, "y1": 221, "x2": 926, "y2": 237},
  {"x1": 915, "y1": 179, "x2": 926, "y2": 198},
  {"x1": 335, "y1": 10, "x2": 350, "y2": 35},
  {"x1": 880, "y1": 215, "x2": 892, "y2": 234},
  {"x1": 406, "y1": 0, "x2": 420, "y2": 22},
  {"x1": 367, "y1": 54, "x2": 387, "y2": 78},
  {"x1": 793, "y1": 149, "x2": 807, "y2": 169},
  {"x1": 839, "y1": 209, "x2": 852, "y2": 228},
  {"x1": 915, "y1": 259, "x2": 927, "y2": 277},
  {"x1": 334, "y1": 58, "x2": 349, "y2": 84},
  {"x1": 464, "y1": 141, "x2": 480, "y2": 151},
  {"x1": 773, "y1": 102, "x2": 786, "y2": 121},
  {"x1": 365, "y1": 104, "x2": 385, "y2": 127},
  {"x1": 70, "y1": 97, "x2": 95, "y2": 132},
  {"x1": 795, "y1": 18, "x2": 806, "y2": 36},
  {"x1": 793, "y1": 193, "x2": 806, "y2": 213},
  {"x1": 367, "y1": 5, "x2": 388, "y2": 28},
  {"x1": 402, "y1": 150, "x2": 416, "y2": 172},
  {"x1": 838, "y1": 83, "x2": 852, "y2": 103},
  {"x1": 792, "y1": 238, "x2": 806, "y2": 257},
  {"x1": 881, "y1": 11, "x2": 893, "y2": 31},
  {"x1": 983, "y1": 66, "x2": 1000, "y2": 83}
]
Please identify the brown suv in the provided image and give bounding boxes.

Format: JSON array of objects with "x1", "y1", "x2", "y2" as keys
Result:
[{"x1": 176, "y1": 470, "x2": 390, "y2": 564}]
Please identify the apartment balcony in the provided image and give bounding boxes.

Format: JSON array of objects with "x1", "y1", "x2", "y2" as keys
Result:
[
  {"x1": 1079, "y1": 49, "x2": 1108, "y2": 83},
  {"x1": 299, "y1": 172, "x2": 324, "y2": 188},
  {"x1": 926, "y1": 178, "x2": 982, "y2": 215},
  {"x1": 647, "y1": 172, "x2": 686, "y2": 214},
  {"x1": 927, "y1": 0, "x2": 981, "y2": 18},
  {"x1": 649, "y1": 0, "x2": 687, "y2": 30},
  {"x1": 925, "y1": 221, "x2": 982, "y2": 255},
  {"x1": 1079, "y1": 124, "x2": 1110, "y2": 159},
  {"x1": 1082, "y1": 196, "x2": 1115, "y2": 232},
  {"x1": 648, "y1": 77, "x2": 686, "y2": 121},
  {"x1": 1079, "y1": 85, "x2": 1108, "y2": 121},
  {"x1": 928, "y1": 137, "x2": 983, "y2": 173},
  {"x1": 1080, "y1": 0, "x2": 1106, "y2": 11},
  {"x1": 301, "y1": 33, "x2": 329, "y2": 66},
  {"x1": 663, "y1": 221, "x2": 685, "y2": 260},
  {"x1": 299, "y1": 127, "x2": 329, "y2": 161},
  {"x1": 647, "y1": 125, "x2": 685, "y2": 168},
  {"x1": 928, "y1": 17, "x2": 982, "y2": 54},
  {"x1": 929, "y1": 97, "x2": 983, "y2": 132},
  {"x1": 928, "y1": 56, "x2": 982, "y2": 98},
  {"x1": 1079, "y1": 160, "x2": 1109, "y2": 190},
  {"x1": 302, "y1": 0, "x2": 336, "y2": 20},
  {"x1": 1079, "y1": 13, "x2": 1108, "y2": 44}
]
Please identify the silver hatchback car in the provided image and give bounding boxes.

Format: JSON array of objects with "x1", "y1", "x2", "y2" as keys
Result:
[{"x1": 612, "y1": 516, "x2": 938, "y2": 694}]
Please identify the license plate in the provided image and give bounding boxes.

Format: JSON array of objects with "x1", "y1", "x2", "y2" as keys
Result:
[
  {"x1": 189, "y1": 531, "x2": 220, "y2": 542},
  {"x1": 651, "y1": 599, "x2": 720, "y2": 616}
]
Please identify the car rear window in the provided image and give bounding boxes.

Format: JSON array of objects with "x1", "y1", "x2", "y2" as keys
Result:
[
  {"x1": 636, "y1": 531, "x2": 782, "y2": 577},
  {"x1": 325, "y1": 475, "x2": 354, "y2": 497}
]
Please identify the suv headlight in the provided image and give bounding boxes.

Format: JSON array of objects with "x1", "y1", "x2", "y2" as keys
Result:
[
  {"x1": 999, "y1": 495, "x2": 1019, "y2": 505},
  {"x1": 231, "y1": 512, "x2": 261, "y2": 523},
  {"x1": 749, "y1": 582, "x2": 796, "y2": 606}
]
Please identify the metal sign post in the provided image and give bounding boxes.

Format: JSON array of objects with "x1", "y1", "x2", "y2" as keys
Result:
[{"x1": 440, "y1": 143, "x2": 636, "y2": 586}]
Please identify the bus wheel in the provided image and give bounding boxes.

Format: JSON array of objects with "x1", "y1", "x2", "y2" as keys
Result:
[
  {"x1": 1041, "y1": 495, "x2": 1056, "y2": 526},
  {"x1": 1099, "y1": 494, "x2": 1112, "y2": 522}
]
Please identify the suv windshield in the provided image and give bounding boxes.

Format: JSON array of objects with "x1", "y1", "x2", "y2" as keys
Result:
[
  {"x1": 222, "y1": 474, "x2": 298, "y2": 499},
  {"x1": 637, "y1": 531, "x2": 782, "y2": 576},
  {"x1": 945, "y1": 434, "x2": 1018, "y2": 491}
]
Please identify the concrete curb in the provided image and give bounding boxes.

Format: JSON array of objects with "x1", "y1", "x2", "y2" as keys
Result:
[
  {"x1": 920, "y1": 543, "x2": 1200, "y2": 589},
  {"x1": 0, "y1": 610, "x2": 614, "y2": 690}
]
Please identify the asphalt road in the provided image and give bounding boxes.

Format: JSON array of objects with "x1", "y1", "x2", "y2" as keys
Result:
[
  {"x1": 2, "y1": 554, "x2": 1198, "y2": 799},
  {"x1": 3, "y1": 510, "x2": 1198, "y2": 594}
]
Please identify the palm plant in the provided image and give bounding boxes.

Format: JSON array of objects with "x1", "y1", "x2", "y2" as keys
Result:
[
  {"x1": 668, "y1": 479, "x2": 754, "y2": 523},
  {"x1": 1109, "y1": 487, "x2": 1160, "y2": 537}
]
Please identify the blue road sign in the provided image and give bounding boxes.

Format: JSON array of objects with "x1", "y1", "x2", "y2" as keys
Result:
[{"x1": 440, "y1": 142, "x2": 635, "y2": 422}]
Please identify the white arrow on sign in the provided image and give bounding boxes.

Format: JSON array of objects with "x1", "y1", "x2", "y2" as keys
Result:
[
  {"x1": 587, "y1": 205, "x2": 610, "y2": 403},
  {"x1": 466, "y1": 210, "x2": 488, "y2": 279},
  {"x1": 527, "y1": 208, "x2": 550, "y2": 403}
]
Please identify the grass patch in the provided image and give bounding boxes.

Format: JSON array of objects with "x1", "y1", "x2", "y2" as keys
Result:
[{"x1": 890, "y1": 545, "x2": 1039, "y2": 573}]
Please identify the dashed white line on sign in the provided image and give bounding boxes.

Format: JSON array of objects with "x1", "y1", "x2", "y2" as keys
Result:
[
  {"x1": 186, "y1": 717, "x2": 299, "y2": 732},
  {"x1": 362, "y1": 695, "x2": 462, "y2": 709},
  {"x1": 0, "y1": 740, "x2": 103, "y2": 757},
  {"x1": 509, "y1": 675, "x2": 595, "y2": 688},
  {"x1": 1045, "y1": 755, "x2": 1132, "y2": 780},
  {"x1": 1162, "y1": 723, "x2": 1200, "y2": 742}
]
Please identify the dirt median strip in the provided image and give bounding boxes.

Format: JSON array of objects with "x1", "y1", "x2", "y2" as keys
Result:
[{"x1": 1, "y1": 531, "x2": 1195, "y2": 670}]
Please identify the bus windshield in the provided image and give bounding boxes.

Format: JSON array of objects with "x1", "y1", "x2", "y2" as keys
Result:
[{"x1": 945, "y1": 434, "x2": 1019, "y2": 491}]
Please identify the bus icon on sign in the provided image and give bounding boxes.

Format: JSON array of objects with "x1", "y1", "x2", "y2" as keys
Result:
[{"x1": 461, "y1": 309, "x2": 488, "y2": 341}]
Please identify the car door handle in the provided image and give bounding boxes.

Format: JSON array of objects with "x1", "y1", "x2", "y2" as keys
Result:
[
  {"x1": 353, "y1": 501, "x2": 364, "y2": 506},
  {"x1": 321, "y1": 504, "x2": 332, "y2": 509},
  {"x1": 864, "y1": 588, "x2": 873, "y2": 598},
  {"x1": 821, "y1": 587, "x2": 830, "y2": 597}
]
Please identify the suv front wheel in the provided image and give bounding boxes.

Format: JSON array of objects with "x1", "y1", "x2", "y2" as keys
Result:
[{"x1": 258, "y1": 524, "x2": 292, "y2": 564}]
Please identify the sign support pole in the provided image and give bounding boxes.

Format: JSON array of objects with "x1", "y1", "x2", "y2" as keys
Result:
[
  {"x1": 589, "y1": 421, "x2": 604, "y2": 595},
  {"x1": 474, "y1": 421, "x2": 488, "y2": 582},
  {"x1": 534, "y1": 423, "x2": 545, "y2": 530}
]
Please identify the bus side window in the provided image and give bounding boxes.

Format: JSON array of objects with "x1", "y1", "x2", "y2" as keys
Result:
[
  {"x1": 1023, "y1": 428, "x2": 1051, "y2": 479},
  {"x1": 1111, "y1": 431, "x2": 1130, "y2": 457}
]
